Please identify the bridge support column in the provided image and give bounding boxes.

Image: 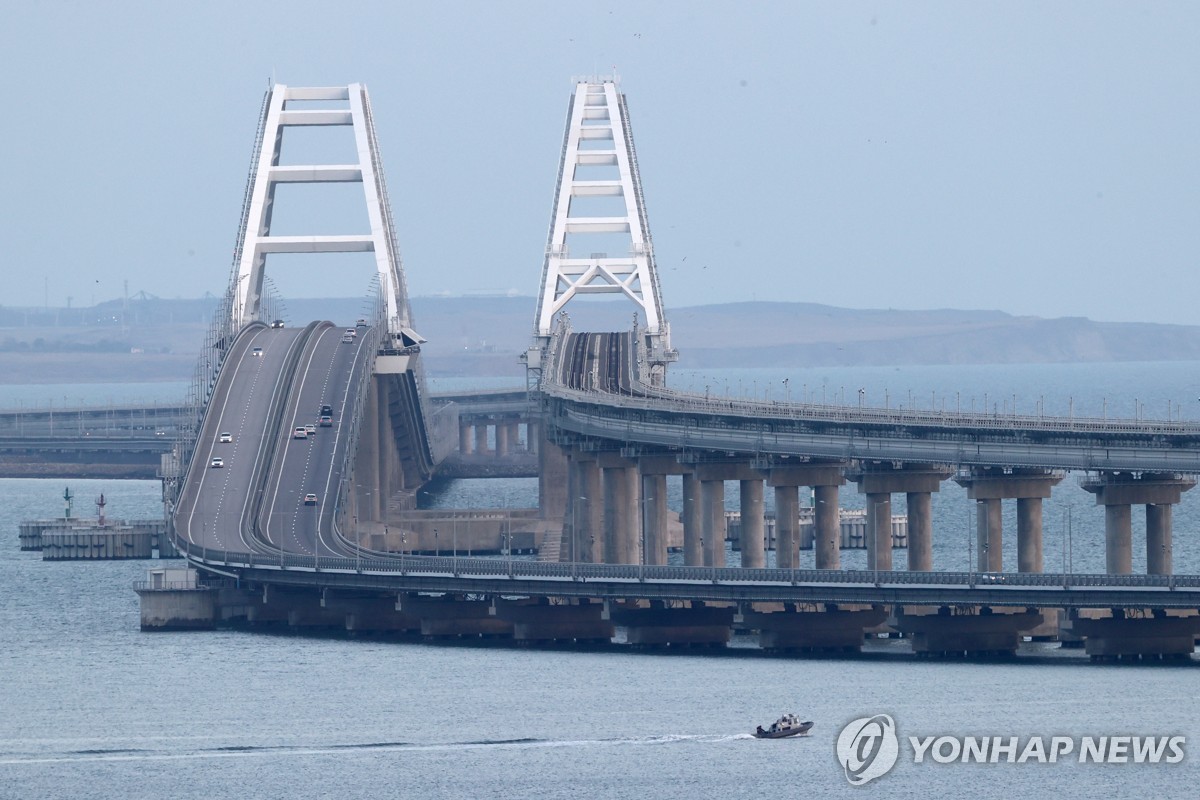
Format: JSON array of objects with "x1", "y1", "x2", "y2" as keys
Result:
[
  {"x1": 700, "y1": 479, "x2": 725, "y2": 567},
  {"x1": 459, "y1": 419, "x2": 473, "y2": 454},
  {"x1": 976, "y1": 499, "x2": 1003, "y2": 572},
  {"x1": 1082, "y1": 473, "x2": 1195, "y2": 575},
  {"x1": 1016, "y1": 497, "x2": 1044, "y2": 573},
  {"x1": 601, "y1": 455, "x2": 639, "y2": 564},
  {"x1": 739, "y1": 479, "x2": 766, "y2": 569},
  {"x1": 576, "y1": 458, "x2": 603, "y2": 562},
  {"x1": 956, "y1": 468, "x2": 1063, "y2": 574},
  {"x1": 682, "y1": 472, "x2": 702, "y2": 566},
  {"x1": 1105, "y1": 505, "x2": 1133, "y2": 574},
  {"x1": 537, "y1": 426, "x2": 569, "y2": 524},
  {"x1": 1147, "y1": 504, "x2": 1172, "y2": 575},
  {"x1": 694, "y1": 464, "x2": 764, "y2": 567},
  {"x1": 495, "y1": 422, "x2": 509, "y2": 457},
  {"x1": 906, "y1": 491, "x2": 933, "y2": 571},
  {"x1": 766, "y1": 464, "x2": 847, "y2": 571},
  {"x1": 773, "y1": 485, "x2": 799, "y2": 569},
  {"x1": 814, "y1": 485, "x2": 841, "y2": 570},
  {"x1": 865, "y1": 493, "x2": 892, "y2": 571},
  {"x1": 642, "y1": 473, "x2": 669, "y2": 565},
  {"x1": 474, "y1": 423, "x2": 489, "y2": 455},
  {"x1": 851, "y1": 463, "x2": 952, "y2": 572}
]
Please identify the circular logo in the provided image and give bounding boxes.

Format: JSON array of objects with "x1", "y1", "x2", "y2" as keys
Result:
[{"x1": 836, "y1": 714, "x2": 899, "y2": 786}]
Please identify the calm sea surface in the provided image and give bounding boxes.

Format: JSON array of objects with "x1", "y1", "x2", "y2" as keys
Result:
[{"x1": 3, "y1": 363, "x2": 1200, "y2": 799}]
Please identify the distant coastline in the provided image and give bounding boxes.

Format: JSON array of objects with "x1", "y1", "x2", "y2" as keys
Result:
[{"x1": 3, "y1": 295, "x2": 1199, "y2": 383}]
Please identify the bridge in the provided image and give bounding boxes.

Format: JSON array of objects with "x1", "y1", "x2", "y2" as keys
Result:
[{"x1": 143, "y1": 79, "x2": 1200, "y2": 661}]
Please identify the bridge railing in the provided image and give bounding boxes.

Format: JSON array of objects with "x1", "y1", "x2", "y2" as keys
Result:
[
  {"x1": 172, "y1": 537, "x2": 1200, "y2": 590},
  {"x1": 541, "y1": 372, "x2": 1200, "y2": 442}
]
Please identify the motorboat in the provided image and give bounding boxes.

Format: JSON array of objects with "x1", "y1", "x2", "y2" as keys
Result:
[{"x1": 754, "y1": 713, "x2": 814, "y2": 739}]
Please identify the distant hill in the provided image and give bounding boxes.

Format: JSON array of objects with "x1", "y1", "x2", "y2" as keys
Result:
[{"x1": 2, "y1": 295, "x2": 1200, "y2": 383}]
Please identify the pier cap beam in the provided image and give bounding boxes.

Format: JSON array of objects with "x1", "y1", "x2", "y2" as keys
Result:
[
  {"x1": 849, "y1": 462, "x2": 953, "y2": 495},
  {"x1": 955, "y1": 467, "x2": 1064, "y2": 499},
  {"x1": 766, "y1": 463, "x2": 847, "y2": 488},
  {"x1": 1080, "y1": 472, "x2": 1196, "y2": 506}
]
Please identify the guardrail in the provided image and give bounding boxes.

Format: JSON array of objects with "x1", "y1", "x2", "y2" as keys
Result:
[
  {"x1": 169, "y1": 535, "x2": 1200, "y2": 592},
  {"x1": 132, "y1": 579, "x2": 233, "y2": 592}
]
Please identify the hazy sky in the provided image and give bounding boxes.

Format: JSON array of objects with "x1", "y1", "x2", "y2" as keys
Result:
[{"x1": 2, "y1": 1, "x2": 1197, "y2": 324}]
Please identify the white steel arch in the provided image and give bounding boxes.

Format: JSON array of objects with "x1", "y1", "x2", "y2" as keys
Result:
[
  {"x1": 531, "y1": 79, "x2": 675, "y2": 383},
  {"x1": 231, "y1": 83, "x2": 419, "y2": 349}
]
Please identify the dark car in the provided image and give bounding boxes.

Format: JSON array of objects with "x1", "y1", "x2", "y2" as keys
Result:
[
  {"x1": 270, "y1": 319, "x2": 285, "y2": 329},
  {"x1": 319, "y1": 404, "x2": 333, "y2": 416},
  {"x1": 319, "y1": 415, "x2": 333, "y2": 427}
]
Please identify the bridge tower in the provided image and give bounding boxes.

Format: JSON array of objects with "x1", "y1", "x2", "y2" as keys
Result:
[
  {"x1": 527, "y1": 78, "x2": 677, "y2": 387},
  {"x1": 229, "y1": 83, "x2": 422, "y2": 351}
]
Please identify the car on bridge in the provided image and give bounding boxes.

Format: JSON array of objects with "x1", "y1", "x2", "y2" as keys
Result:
[
  {"x1": 355, "y1": 318, "x2": 367, "y2": 327},
  {"x1": 210, "y1": 457, "x2": 224, "y2": 468},
  {"x1": 218, "y1": 432, "x2": 233, "y2": 443},
  {"x1": 292, "y1": 427, "x2": 308, "y2": 440},
  {"x1": 303, "y1": 493, "x2": 319, "y2": 506},
  {"x1": 319, "y1": 415, "x2": 332, "y2": 427},
  {"x1": 341, "y1": 334, "x2": 354, "y2": 343},
  {"x1": 270, "y1": 319, "x2": 284, "y2": 328},
  {"x1": 304, "y1": 423, "x2": 316, "y2": 436},
  {"x1": 251, "y1": 346, "x2": 263, "y2": 357},
  {"x1": 319, "y1": 404, "x2": 332, "y2": 416}
]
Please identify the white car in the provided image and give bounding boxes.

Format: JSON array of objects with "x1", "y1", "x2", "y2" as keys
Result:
[
  {"x1": 293, "y1": 427, "x2": 308, "y2": 440},
  {"x1": 303, "y1": 493, "x2": 319, "y2": 506},
  {"x1": 305, "y1": 423, "x2": 316, "y2": 436},
  {"x1": 210, "y1": 457, "x2": 224, "y2": 468},
  {"x1": 251, "y1": 347, "x2": 264, "y2": 357},
  {"x1": 218, "y1": 432, "x2": 233, "y2": 443}
]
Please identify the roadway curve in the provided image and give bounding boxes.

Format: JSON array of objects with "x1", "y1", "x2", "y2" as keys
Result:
[
  {"x1": 173, "y1": 322, "x2": 374, "y2": 558},
  {"x1": 547, "y1": 331, "x2": 1200, "y2": 474}
]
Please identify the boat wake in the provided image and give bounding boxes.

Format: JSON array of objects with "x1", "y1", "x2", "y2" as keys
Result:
[{"x1": 0, "y1": 732, "x2": 763, "y2": 766}]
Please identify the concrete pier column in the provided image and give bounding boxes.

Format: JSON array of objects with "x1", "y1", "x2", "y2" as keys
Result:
[
  {"x1": 682, "y1": 472, "x2": 702, "y2": 566},
  {"x1": 956, "y1": 467, "x2": 1063, "y2": 575},
  {"x1": 602, "y1": 459, "x2": 639, "y2": 564},
  {"x1": 976, "y1": 499, "x2": 1003, "y2": 572},
  {"x1": 642, "y1": 473, "x2": 669, "y2": 565},
  {"x1": 537, "y1": 427, "x2": 569, "y2": 524},
  {"x1": 906, "y1": 491, "x2": 933, "y2": 571},
  {"x1": 495, "y1": 422, "x2": 510, "y2": 457},
  {"x1": 1146, "y1": 504, "x2": 1172, "y2": 576},
  {"x1": 739, "y1": 479, "x2": 766, "y2": 568},
  {"x1": 1016, "y1": 497, "x2": 1044, "y2": 573},
  {"x1": 507, "y1": 421, "x2": 521, "y2": 452},
  {"x1": 814, "y1": 484, "x2": 840, "y2": 570},
  {"x1": 855, "y1": 463, "x2": 952, "y2": 572},
  {"x1": 773, "y1": 485, "x2": 799, "y2": 569},
  {"x1": 1104, "y1": 504, "x2": 1133, "y2": 575},
  {"x1": 766, "y1": 463, "x2": 848, "y2": 571},
  {"x1": 1082, "y1": 473, "x2": 1193, "y2": 576},
  {"x1": 865, "y1": 493, "x2": 892, "y2": 571},
  {"x1": 474, "y1": 423, "x2": 489, "y2": 455},
  {"x1": 458, "y1": 418, "x2": 473, "y2": 454},
  {"x1": 578, "y1": 459, "x2": 602, "y2": 563},
  {"x1": 700, "y1": 479, "x2": 726, "y2": 567},
  {"x1": 527, "y1": 421, "x2": 539, "y2": 455}
]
